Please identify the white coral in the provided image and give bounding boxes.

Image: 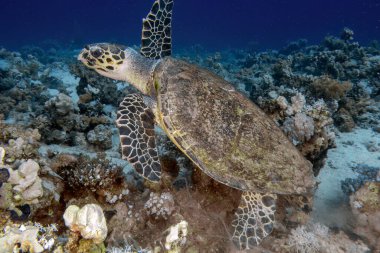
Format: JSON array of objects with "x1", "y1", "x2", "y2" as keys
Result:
[
  {"x1": 8, "y1": 159, "x2": 43, "y2": 204},
  {"x1": 291, "y1": 92, "x2": 306, "y2": 113},
  {"x1": 288, "y1": 223, "x2": 369, "y2": 253},
  {"x1": 283, "y1": 113, "x2": 315, "y2": 144},
  {"x1": 276, "y1": 96, "x2": 289, "y2": 110},
  {"x1": 107, "y1": 245, "x2": 151, "y2": 253},
  {"x1": 288, "y1": 225, "x2": 320, "y2": 253},
  {"x1": 144, "y1": 192, "x2": 175, "y2": 220},
  {"x1": 293, "y1": 112, "x2": 315, "y2": 142},
  {"x1": 0, "y1": 147, "x2": 5, "y2": 165},
  {"x1": 165, "y1": 220, "x2": 188, "y2": 253},
  {"x1": 63, "y1": 204, "x2": 108, "y2": 244}
]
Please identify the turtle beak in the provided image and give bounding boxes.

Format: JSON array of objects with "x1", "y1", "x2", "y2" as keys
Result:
[{"x1": 77, "y1": 49, "x2": 93, "y2": 67}]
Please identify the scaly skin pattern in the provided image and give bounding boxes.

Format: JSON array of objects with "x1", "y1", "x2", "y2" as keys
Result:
[
  {"x1": 152, "y1": 58, "x2": 315, "y2": 196},
  {"x1": 79, "y1": 43, "x2": 126, "y2": 72}
]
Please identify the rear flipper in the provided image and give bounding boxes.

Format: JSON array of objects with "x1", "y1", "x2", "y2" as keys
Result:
[{"x1": 232, "y1": 192, "x2": 277, "y2": 250}]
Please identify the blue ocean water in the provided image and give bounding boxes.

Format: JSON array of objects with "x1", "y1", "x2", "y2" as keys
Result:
[
  {"x1": 1, "y1": 0, "x2": 380, "y2": 252},
  {"x1": 1, "y1": 0, "x2": 379, "y2": 51}
]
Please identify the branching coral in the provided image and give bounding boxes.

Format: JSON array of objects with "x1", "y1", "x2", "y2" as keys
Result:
[{"x1": 107, "y1": 244, "x2": 151, "y2": 253}]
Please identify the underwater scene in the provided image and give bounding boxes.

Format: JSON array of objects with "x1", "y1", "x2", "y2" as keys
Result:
[{"x1": 0, "y1": 0, "x2": 379, "y2": 252}]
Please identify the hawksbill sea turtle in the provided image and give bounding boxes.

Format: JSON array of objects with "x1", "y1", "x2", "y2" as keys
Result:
[{"x1": 78, "y1": 0, "x2": 315, "y2": 249}]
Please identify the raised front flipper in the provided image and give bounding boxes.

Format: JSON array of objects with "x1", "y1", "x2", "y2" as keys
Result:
[
  {"x1": 141, "y1": 0, "x2": 173, "y2": 59},
  {"x1": 232, "y1": 192, "x2": 277, "y2": 250},
  {"x1": 116, "y1": 94, "x2": 161, "y2": 181}
]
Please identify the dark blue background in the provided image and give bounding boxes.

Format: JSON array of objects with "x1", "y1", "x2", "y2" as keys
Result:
[{"x1": 1, "y1": 0, "x2": 379, "y2": 51}]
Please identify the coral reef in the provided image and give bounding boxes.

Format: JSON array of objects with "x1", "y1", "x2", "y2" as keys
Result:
[
  {"x1": 70, "y1": 63, "x2": 125, "y2": 107},
  {"x1": 0, "y1": 28, "x2": 379, "y2": 252}
]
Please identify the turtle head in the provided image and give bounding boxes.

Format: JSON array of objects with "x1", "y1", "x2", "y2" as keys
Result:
[
  {"x1": 78, "y1": 43, "x2": 127, "y2": 80},
  {"x1": 78, "y1": 43, "x2": 158, "y2": 95}
]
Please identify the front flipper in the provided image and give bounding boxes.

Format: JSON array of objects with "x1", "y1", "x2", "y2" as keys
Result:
[
  {"x1": 141, "y1": 0, "x2": 173, "y2": 59},
  {"x1": 116, "y1": 94, "x2": 161, "y2": 181},
  {"x1": 232, "y1": 192, "x2": 277, "y2": 250}
]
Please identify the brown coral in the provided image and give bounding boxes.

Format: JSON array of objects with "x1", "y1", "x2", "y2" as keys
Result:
[{"x1": 311, "y1": 75, "x2": 352, "y2": 99}]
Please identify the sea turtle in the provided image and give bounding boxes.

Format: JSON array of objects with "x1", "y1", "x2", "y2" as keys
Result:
[{"x1": 78, "y1": 0, "x2": 315, "y2": 249}]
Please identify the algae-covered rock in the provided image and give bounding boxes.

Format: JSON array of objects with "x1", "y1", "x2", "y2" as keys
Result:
[
  {"x1": 86, "y1": 124, "x2": 113, "y2": 150},
  {"x1": 350, "y1": 182, "x2": 380, "y2": 249},
  {"x1": 78, "y1": 239, "x2": 106, "y2": 253},
  {"x1": 45, "y1": 93, "x2": 75, "y2": 116}
]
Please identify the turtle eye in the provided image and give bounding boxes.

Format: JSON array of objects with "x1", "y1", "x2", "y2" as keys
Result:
[{"x1": 90, "y1": 48, "x2": 103, "y2": 58}]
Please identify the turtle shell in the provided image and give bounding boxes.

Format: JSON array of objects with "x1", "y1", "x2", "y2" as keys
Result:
[{"x1": 152, "y1": 58, "x2": 315, "y2": 195}]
